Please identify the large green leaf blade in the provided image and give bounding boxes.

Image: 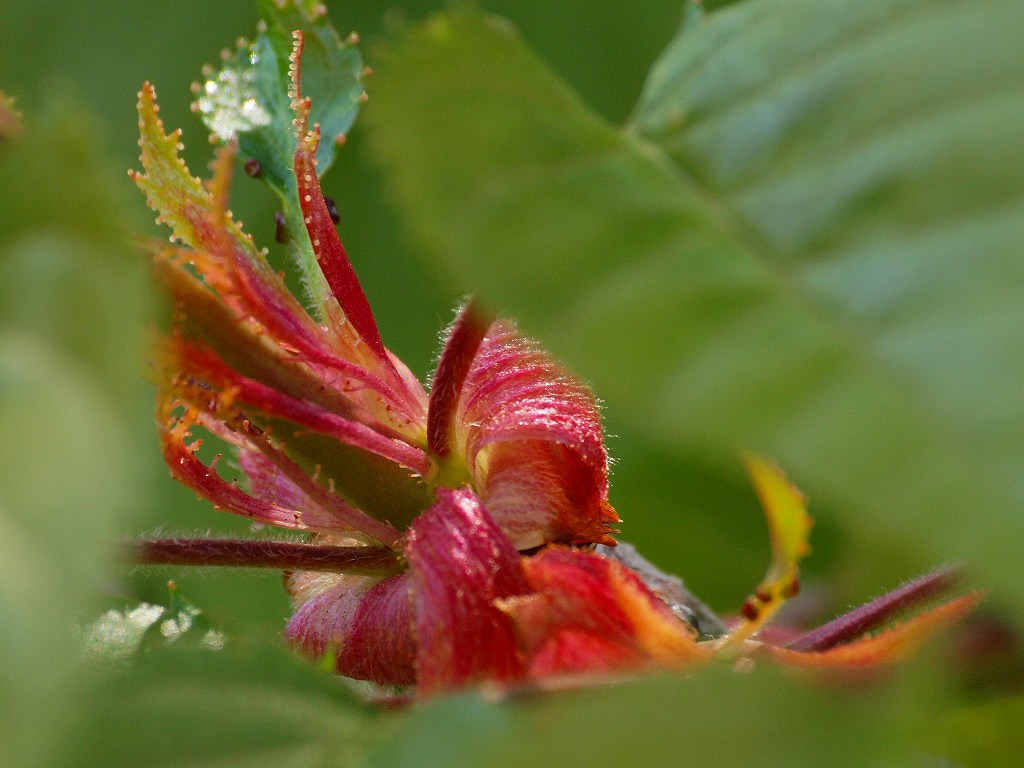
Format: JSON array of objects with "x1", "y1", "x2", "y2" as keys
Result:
[
  {"x1": 365, "y1": 3, "x2": 1024, "y2": 613},
  {"x1": 367, "y1": 667, "x2": 910, "y2": 768}
]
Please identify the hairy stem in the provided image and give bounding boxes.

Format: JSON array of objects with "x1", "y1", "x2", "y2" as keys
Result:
[
  {"x1": 788, "y1": 565, "x2": 960, "y2": 652},
  {"x1": 131, "y1": 538, "x2": 402, "y2": 575}
]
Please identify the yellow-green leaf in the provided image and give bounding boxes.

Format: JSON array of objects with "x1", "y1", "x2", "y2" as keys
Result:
[{"x1": 721, "y1": 455, "x2": 812, "y2": 642}]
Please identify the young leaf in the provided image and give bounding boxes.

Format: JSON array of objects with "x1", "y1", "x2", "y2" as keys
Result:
[
  {"x1": 723, "y1": 455, "x2": 811, "y2": 642},
  {"x1": 194, "y1": 0, "x2": 364, "y2": 311},
  {"x1": 196, "y1": 0, "x2": 362, "y2": 186}
]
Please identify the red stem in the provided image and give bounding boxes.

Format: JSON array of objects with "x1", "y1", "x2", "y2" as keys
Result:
[
  {"x1": 788, "y1": 565, "x2": 960, "y2": 652},
  {"x1": 131, "y1": 538, "x2": 401, "y2": 575}
]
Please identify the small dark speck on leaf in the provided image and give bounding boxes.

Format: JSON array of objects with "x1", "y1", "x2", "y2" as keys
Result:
[
  {"x1": 274, "y1": 211, "x2": 288, "y2": 244},
  {"x1": 324, "y1": 195, "x2": 341, "y2": 225}
]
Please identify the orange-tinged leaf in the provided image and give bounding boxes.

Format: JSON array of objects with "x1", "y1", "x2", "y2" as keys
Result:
[
  {"x1": 766, "y1": 592, "x2": 983, "y2": 669},
  {"x1": 132, "y1": 85, "x2": 286, "y2": 303},
  {"x1": 131, "y1": 82, "x2": 241, "y2": 253},
  {"x1": 506, "y1": 548, "x2": 708, "y2": 679}
]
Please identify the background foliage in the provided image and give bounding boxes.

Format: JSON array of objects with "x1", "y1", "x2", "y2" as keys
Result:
[{"x1": 1, "y1": 0, "x2": 1020, "y2": 765}]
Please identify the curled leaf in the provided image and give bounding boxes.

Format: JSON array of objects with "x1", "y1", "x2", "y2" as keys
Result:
[
  {"x1": 722, "y1": 454, "x2": 813, "y2": 646},
  {"x1": 505, "y1": 547, "x2": 708, "y2": 680},
  {"x1": 455, "y1": 320, "x2": 619, "y2": 548},
  {"x1": 408, "y1": 488, "x2": 530, "y2": 694}
]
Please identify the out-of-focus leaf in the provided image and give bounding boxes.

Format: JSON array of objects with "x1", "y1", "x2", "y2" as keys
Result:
[
  {"x1": 0, "y1": 108, "x2": 150, "y2": 768},
  {"x1": 926, "y1": 695, "x2": 1024, "y2": 768},
  {"x1": 194, "y1": 0, "x2": 363, "y2": 308},
  {"x1": 367, "y1": 667, "x2": 909, "y2": 768},
  {"x1": 0, "y1": 105, "x2": 150, "y2": 401},
  {"x1": 365, "y1": 3, "x2": 1024, "y2": 617},
  {"x1": 57, "y1": 642, "x2": 383, "y2": 768},
  {"x1": 0, "y1": 234, "x2": 146, "y2": 403},
  {"x1": 0, "y1": 102, "x2": 135, "y2": 248},
  {"x1": 0, "y1": 334, "x2": 134, "y2": 768},
  {"x1": 81, "y1": 602, "x2": 167, "y2": 664}
]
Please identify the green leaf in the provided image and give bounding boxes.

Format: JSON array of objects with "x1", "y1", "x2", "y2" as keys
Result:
[
  {"x1": 257, "y1": 0, "x2": 363, "y2": 171},
  {"x1": 364, "y1": 3, "x2": 1024, "y2": 616},
  {"x1": 0, "y1": 106, "x2": 152, "y2": 768},
  {"x1": 195, "y1": 0, "x2": 364, "y2": 310},
  {"x1": 57, "y1": 642, "x2": 383, "y2": 768},
  {"x1": 196, "y1": 0, "x2": 362, "y2": 183},
  {"x1": 367, "y1": 667, "x2": 909, "y2": 768},
  {"x1": 0, "y1": 334, "x2": 134, "y2": 768},
  {"x1": 926, "y1": 695, "x2": 1024, "y2": 767}
]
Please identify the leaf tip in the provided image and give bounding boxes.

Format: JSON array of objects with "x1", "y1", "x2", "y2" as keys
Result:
[{"x1": 742, "y1": 452, "x2": 813, "y2": 564}]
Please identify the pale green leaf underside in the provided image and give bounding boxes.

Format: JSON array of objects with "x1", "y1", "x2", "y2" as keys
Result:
[
  {"x1": 196, "y1": 0, "x2": 364, "y2": 312},
  {"x1": 366, "y1": 1, "x2": 1024, "y2": 612},
  {"x1": 198, "y1": 0, "x2": 362, "y2": 184}
]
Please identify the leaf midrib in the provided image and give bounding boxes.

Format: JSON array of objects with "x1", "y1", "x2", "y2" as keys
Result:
[
  {"x1": 635, "y1": 0, "x2": 990, "y2": 153},
  {"x1": 611, "y1": 106, "x2": 1017, "y2": 509}
]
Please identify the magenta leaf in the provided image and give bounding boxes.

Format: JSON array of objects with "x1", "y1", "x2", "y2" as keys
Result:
[{"x1": 408, "y1": 487, "x2": 529, "y2": 694}]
